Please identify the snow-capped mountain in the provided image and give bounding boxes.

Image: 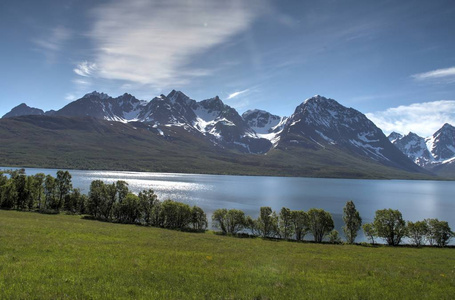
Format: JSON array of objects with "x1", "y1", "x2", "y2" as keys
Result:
[
  {"x1": 242, "y1": 109, "x2": 288, "y2": 144},
  {"x1": 387, "y1": 132, "x2": 403, "y2": 143},
  {"x1": 0, "y1": 91, "x2": 428, "y2": 174},
  {"x1": 390, "y1": 124, "x2": 455, "y2": 169},
  {"x1": 276, "y1": 95, "x2": 422, "y2": 172},
  {"x1": 388, "y1": 132, "x2": 431, "y2": 166},
  {"x1": 54, "y1": 91, "x2": 148, "y2": 122},
  {"x1": 2, "y1": 103, "x2": 44, "y2": 118}
]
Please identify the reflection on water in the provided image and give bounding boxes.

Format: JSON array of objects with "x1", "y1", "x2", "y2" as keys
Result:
[{"x1": 3, "y1": 167, "x2": 455, "y2": 243}]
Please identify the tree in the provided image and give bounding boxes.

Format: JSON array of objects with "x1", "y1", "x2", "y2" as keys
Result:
[
  {"x1": 425, "y1": 218, "x2": 454, "y2": 247},
  {"x1": 56, "y1": 171, "x2": 72, "y2": 210},
  {"x1": 44, "y1": 175, "x2": 57, "y2": 211},
  {"x1": 373, "y1": 209, "x2": 407, "y2": 246},
  {"x1": 307, "y1": 208, "x2": 334, "y2": 243},
  {"x1": 290, "y1": 210, "x2": 309, "y2": 241},
  {"x1": 32, "y1": 173, "x2": 45, "y2": 210},
  {"x1": 256, "y1": 206, "x2": 279, "y2": 238},
  {"x1": 159, "y1": 200, "x2": 192, "y2": 229},
  {"x1": 1, "y1": 179, "x2": 17, "y2": 209},
  {"x1": 211, "y1": 208, "x2": 246, "y2": 234},
  {"x1": 362, "y1": 223, "x2": 376, "y2": 244},
  {"x1": 191, "y1": 206, "x2": 207, "y2": 230},
  {"x1": 328, "y1": 230, "x2": 341, "y2": 244},
  {"x1": 406, "y1": 220, "x2": 428, "y2": 247},
  {"x1": 14, "y1": 174, "x2": 28, "y2": 210},
  {"x1": 64, "y1": 188, "x2": 83, "y2": 214},
  {"x1": 87, "y1": 180, "x2": 105, "y2": 218},
  {"x1": 117, "y1": 193, "x2": 141, "y2": 224},
  {"x1": 138, "y1": 189, "x2": 159, "y2": 225},
  {"x1": 342, "y1": 200, "x2": 362, "y2": 244},
  {"x1": 279, "y1": 207, "x2": 294, "y2": 240}
]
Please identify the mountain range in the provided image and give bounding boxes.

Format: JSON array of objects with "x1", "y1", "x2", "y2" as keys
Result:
[
  {"x1": 0, "y1": 90, "x2": 445, "y2": 179},
  {"x1": 388, "y1": 124, "x2": 455, "y2": 177}
]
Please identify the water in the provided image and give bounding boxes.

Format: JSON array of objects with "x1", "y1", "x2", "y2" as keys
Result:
[{"x1": 3, "y1": 167, "x2": 455, "y2": 243}]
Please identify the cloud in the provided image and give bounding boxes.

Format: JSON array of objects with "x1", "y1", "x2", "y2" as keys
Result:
[
  {"x1": 366, "y1": 100, "x2": 455, "y2": 137},
  {"x1": 227, "y1": 89, "x2": 250, "y2": 100},
  {"x1": 412, "y1": 67, "x2": 455, "y2": 81},
  {"x1": 86, "y1": 0, "x2": 265, "y2": 88},
  {"x1": 65, "y1": 93, "x2": 77, "y2": 102},
  {"x1": 74, "y1": 61, "x2": 97, "y2": 77},
  {"x1": 33, "y1": 26, "x2": 71, "y2": 62}
]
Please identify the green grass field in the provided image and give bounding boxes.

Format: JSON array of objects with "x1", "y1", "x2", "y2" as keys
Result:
[{"x1": 0, "y1": 210, "x2": 453, "y2": 299}]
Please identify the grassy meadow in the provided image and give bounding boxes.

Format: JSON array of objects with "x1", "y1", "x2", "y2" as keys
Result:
[{"x1": 0, "y1": 210, "x2": 454, "y2": 299}]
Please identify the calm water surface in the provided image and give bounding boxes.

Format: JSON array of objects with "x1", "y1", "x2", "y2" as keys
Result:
[{"x1": 4, "y1": 167, "x2": 455, "y2": 242}]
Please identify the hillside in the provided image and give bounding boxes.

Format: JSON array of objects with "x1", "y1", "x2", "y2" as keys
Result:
[
  {"x1": 0, "y1": 210, "x2": 453, "y2": 299},
  {"x1": 0, "y1": 115, "x2": 433, "y2": 179}
]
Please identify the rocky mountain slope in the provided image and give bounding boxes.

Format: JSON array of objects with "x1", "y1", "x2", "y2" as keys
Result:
[
  {"x1": 1, "y1": 91, "x2": 432, "y2": 178},
  {"x1": 388, "y1": 124, "x2": 455, "y2": 177}
]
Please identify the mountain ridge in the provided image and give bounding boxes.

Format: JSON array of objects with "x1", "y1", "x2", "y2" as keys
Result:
[{"x1": 1, "y1": 90, "x2": 435, "y2": 178}]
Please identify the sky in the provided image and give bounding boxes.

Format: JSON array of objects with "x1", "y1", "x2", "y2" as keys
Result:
[{"x1": 1, "y1": 0, "x2": 455, "y2": 137}]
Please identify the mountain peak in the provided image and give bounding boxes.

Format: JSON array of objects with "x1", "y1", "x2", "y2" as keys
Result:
[
  {"x1": 3, "y1": 103, "x2": 45, "y2": 118},
  {"x1": 440, "y1": 123, "x2": 454, "y2": 131},
  {"x1": 83, "y1": 91, "x2": 110, "y2": 100}
]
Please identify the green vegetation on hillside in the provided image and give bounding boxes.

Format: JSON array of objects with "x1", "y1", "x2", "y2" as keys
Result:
[
  {"x1": 0, "y1": 115, "x2": 435, "y2": 179},
  {"x1": 0, "y1": 210, "x2": 454, "y2": 299}
]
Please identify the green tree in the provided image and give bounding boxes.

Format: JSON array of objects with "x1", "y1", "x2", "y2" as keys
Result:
[
  {"x1": 14, "y1": 174, "x2": 28, "y2": 210},
  {"x1": 425, "y1": 218, "x2": 453, "y2": 247},
  {"x1": 256, "y1": 206, "x2": 279, "y2": 238},
  {"x1": 212, "y1": 208, "x2": 228, "y2": 233},
  {"x1": 138, "y1": 189, "x2": 159, "y2": 225},
  {"x1": 88, "y1": 180, "x2": 105, "y2": 218},
  {"x1": 116, "y1": 193, "x2": 141, "y2": 224},
  {"x1": 406, "y1": 220, "x2": 428, "y2": 247},
  {"x1": 279, "y1": 207, "x2": 294, "y2": 240},
  {"x1": 56, "y1": 171, "x2": 72, "y2": 210},
  {"x1": 32, "y1": 173, "x2": 45, "y2": 210},
  {"x1": 159, "y1": 200, "x2": 192, "y2": 229},
  {"x1": 362, "y1": 223, "x2": 376, "y2": 244},
  {"x1": 342, "y1": 200, "x2": 362, "y2": 244},
  {"x1": 373, "y1": 209, "x2": 407, "y2": 246},
  {"x1": 328, "y1": 230, "x2": 341, "y2": 244},
  {"x1": 1, "y1": 179, "x2": 17, "y2": 209},
  {"x1": 212, "y1": 208, "x2": 246, "y2": 234},
  {"x1": 307, "y1": 208, "x2": 334, "y2": 243},
  {"x1": 290, "y1": 210, "x2": 309, "y2": 241},
  {"x1": 191, "y1": 206, "x2": 207, "y2": 230},
  {"x1": 44, "y1": 175, "x2": 57, "y2": 211},
  {"x1": 64, "y1": 188, "x2": 83, "y2": 214}
]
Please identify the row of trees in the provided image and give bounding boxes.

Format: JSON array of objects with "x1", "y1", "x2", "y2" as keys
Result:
[
  {"x1": 0, "y1": 170, "x2": 207, "y2": 231},
  {"x1": 212, "y1": 201, "x2": 361, "y2": 244},
  {"x1": 1, "y1": 170, "x2": 453, "y2": 246},
  {"x1": 362, "y1": 209, "x2": 453, "y2": 247}
]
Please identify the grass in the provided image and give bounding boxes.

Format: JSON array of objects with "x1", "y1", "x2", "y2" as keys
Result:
[{"x1": 0, "y1": 210, "x2": 454, "y2": 299}]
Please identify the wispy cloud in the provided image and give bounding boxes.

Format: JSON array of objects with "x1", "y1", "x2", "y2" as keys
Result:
[
  {"x1": 74, "y1": 61, "x2": 97, "y2": 77},
  {"x1": 85, "y1": 0, "x2": 265, "y2": 88},
  {"x1": 412, "y1": 67, "x2": 455, "y2": 81},
  {"x1": 227, "y1": 89, "x2": 250, "y2": 100},
  {"x1": 33, "y1": 26, "x2": 71, "y2": 62},
  {"x1": 366, "y1": 100, "x2": 455, "y2": 137}
]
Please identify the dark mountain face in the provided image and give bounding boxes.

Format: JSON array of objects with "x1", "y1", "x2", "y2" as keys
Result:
[
  {"x1": 276, "y1": 95, "x2": 424, "y2": 173},
  {"x1": 2, "y1": 103, "x2": 44, "y2": 118}
]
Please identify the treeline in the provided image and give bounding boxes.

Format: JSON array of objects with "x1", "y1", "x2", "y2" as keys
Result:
[
  {"x1": 0, "y1": 170, "x2": 453, "y2": 246},
  {"x1": 0, "y1": 170, "x2": 207, "y2": 231}
]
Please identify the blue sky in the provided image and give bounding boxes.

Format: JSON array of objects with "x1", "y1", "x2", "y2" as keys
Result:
[{"x1": 1, "y1": 0, "x2": 455, "y2": 136}]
